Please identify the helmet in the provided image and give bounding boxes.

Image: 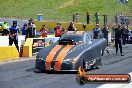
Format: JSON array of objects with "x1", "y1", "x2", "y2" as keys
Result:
[
  {"x1": 24, "y1": 23, "x2": 27, "y2": 26},
  {"x1": 57, "y1": 22, "x2": 61, "y2": 25},
  {"x1": 4, "y1": 22, "x2": 7, "y2": 24}
]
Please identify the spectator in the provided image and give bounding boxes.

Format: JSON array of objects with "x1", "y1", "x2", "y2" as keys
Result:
[
  {"x1": 120, "y1": 14, "x2": 126, "y2": 25},
  {"x1": 86, "y1": 12, "x2": 90, "y2": 24},
  {"x1": 22, "y1": 23, "x2": 27, "y2": 35},
  {"x1": 72, "y1": 12, "x2": 75, "y2": 23},
  {"x1": 54, "y1": 23, "x2": 65, "y2": 37},
  {"x1": 40, "y1": 25, "x2": 48, "y2": 37},
  {"x1": 83, "y1": 24, "x2": 87, "y2": 31},
  {"x1": 101, "y1": 25, "x2": 109, "y2": 45},
  {"x1": 9, "y1": 21, "x2": 19, "y2": 52},
  {"x1": 93, "y1": 24, "x2": 100, "y2": 39},
  {"x1": 115, "y1": 14, "x2": 118, "y2": 25},
  {"x1": 28, "y1": 18, "x2": 33, "y2": 24},
  {"x1": 31, "y1": 22, "x2": 36, "y2": 38},
  {"x1": 122, "y1": 26, "x2": 129, "y2": 45},
  {"x1": 67, "y1": 21, "x2": 77, "y2": 31},
  {"x1": 125, "y1": 17, "x2": 129, "y2": 26},
  {"x1": 114, "y1": 25, "x2": 124, "y2": 56},
  {"x1": 75, "y1": 12, "x2": 80, "y2": 23},
  {"x1": 26, "y1": 23, "x2": 33, "y2": 38},
  {"x1": 103, "y1": 14, "x2": 107, "y2": 26},
  {"x1": 95, "y1": 12, "x2": 99, "y2": 25},
  {"x1": 2, "y1": 22, "x2": 8, "y2": 36}
]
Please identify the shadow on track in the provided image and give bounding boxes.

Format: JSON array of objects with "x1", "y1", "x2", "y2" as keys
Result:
[
  {"x1": 42, "y1": 70, "x2": 78, "y2": 74},
  {"x1": 25, "y1": 67, "x2": 78, "y2": 74}
]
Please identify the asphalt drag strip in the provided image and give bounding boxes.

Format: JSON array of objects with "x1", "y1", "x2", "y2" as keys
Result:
[{"x1": 0, "y1": 44, "x2": 132, "y2": 88}]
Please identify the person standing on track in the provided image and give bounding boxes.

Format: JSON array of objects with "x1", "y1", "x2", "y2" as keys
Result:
[
  {"x1": 101, "y1": 25, "x2": 110, "y2": 53},
  {"x1": 101, "y1": 25, "x2": 109, "y2": 45},
  {"x1": 114, "y1": 25, "x2": 124, "y2": 56},
  {"x1": 9, "y1": 21, "x2": 19, "y2": 52},
  {"x1": 122, "y1": 26, "x2": 129, "y2": 45}
]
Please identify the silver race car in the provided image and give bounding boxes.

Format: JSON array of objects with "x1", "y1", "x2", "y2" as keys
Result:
[{"x1": 35, "y1": 31, "x2": 107, "y2": 72}]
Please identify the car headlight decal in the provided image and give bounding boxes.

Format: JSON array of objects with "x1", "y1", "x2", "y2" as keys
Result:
[{"x1": 63, "y1": 59, "x2": 77, "y2": 63}]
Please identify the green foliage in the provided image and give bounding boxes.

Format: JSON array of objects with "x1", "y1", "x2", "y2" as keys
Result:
[{"x1": 0, "y1": 0, "x2": 131, "y2": 24}]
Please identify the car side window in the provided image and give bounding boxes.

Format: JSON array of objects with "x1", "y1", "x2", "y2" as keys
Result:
[{"x1": 86, "y1": 34, "x2": 92, "y2": 44}]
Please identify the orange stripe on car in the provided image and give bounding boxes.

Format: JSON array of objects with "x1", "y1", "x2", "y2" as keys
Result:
[
  {"x1": 54, "y1": 45, "x2": 74, "y2": 71},
  {"x1": 45, "y1": 45, "x2": 63, "y2": 70},
  {"x1": 66, "y1": 31, "x2": 74, "y2": 34},
  {"x1": 76, "y1": 31, "x2": 84, "y2": 35}
]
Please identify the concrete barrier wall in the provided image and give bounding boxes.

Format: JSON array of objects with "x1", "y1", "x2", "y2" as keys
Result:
[
  {"x1": 0, "y1": 46, "x2": 19, "y2": 61},
  {"x1": 0, "y1": 36, "x2": 25, "y2": 46},
  {"x1": 23, "y1": 38, "x2": 33, "y2": 57},
  {"x1": 0, "y1": 36, "x2": 26, "y2": 51},
  {"x1": 0, "y1": 36, "x2": 25, "y2": 61}
]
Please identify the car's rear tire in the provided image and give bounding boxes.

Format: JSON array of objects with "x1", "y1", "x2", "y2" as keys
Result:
[{"x1": 101, "y1": 50, "x2": 104, "y2": 56}]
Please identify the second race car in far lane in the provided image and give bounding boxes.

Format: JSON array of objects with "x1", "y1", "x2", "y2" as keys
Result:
[{"x1": 35, "y1": 31, "x2": 107, "y2": 72}]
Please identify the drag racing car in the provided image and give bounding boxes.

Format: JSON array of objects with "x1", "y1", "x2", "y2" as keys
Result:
[{"x1": 35, "y1": 31, "x2": 107, "y2": 72}]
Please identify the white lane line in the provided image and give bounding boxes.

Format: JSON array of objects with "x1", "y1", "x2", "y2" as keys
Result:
[
  {"x1": 98, "y1": 72, "x2": 132, "y2": 88},
  {"x1": 0, "y1": 58, "x2": 35, "y2": 65}
]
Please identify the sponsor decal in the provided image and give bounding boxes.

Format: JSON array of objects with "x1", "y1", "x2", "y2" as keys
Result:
[
  {"x1": 76, "y1": 67, "x2": 131, "y2": 85},
  {"x1": 45, "y1": 45, "x2": 63, "y2": 70}
]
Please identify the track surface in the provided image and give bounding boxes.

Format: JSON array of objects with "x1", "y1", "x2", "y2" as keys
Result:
[{"x1": 0, "y1": 45, "x2": 132, "y2": 88}]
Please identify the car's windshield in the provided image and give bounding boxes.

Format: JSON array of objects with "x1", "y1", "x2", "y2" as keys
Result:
[{"x1": 60, "y1": 34, "x2": 82, "y2": 42}]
